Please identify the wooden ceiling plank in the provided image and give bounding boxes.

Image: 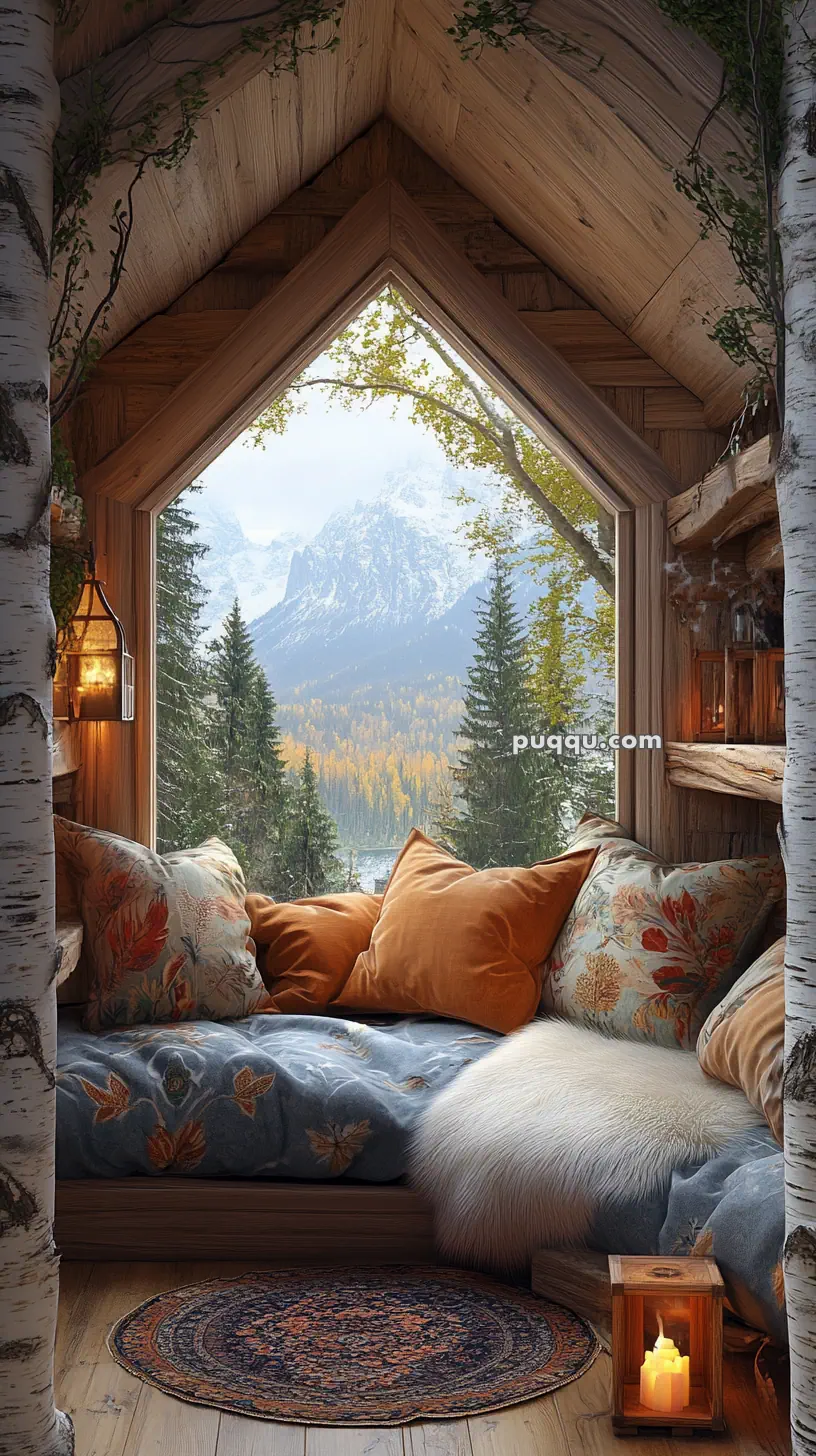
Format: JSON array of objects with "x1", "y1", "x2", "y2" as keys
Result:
[
  {"x1": 391, "y1": 0, "x2": 701, "y2": 317},
  {"x1": 59, "y1": 1, "x2": 300, "y2": 152},
  {"x1": 666, "y1": 434, "x2": 777, "y2": 547},
  {"x1": 519, "y1": 311, "x2": 674, "y2": 384},
  {"x1": 57, "y1": 1, "x2": 749, "y2": 429},
  {"x1": 643, "y1": 386, "x2": 708, "y2": 430},
  {"x1": 55, "y1": 0, "x2": 176, "y2": 80},
  {"x1": 54, "y1": 0, "x2": 382, "y2": 358},
  {"x1": 93, "y1": 312, "x2": 251, "y2": 386},
  {"x1": 629, "y1": 236, "x2": 754, "y2": 417},
  {"x1": 525, "y1": 0, "x2": 750, "y2": 197}
]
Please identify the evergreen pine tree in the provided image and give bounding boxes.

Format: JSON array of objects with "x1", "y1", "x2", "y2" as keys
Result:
[
  {"x1": 209, "y1": 598, "x2": 291, "y2": 889},
  {"x1": 209, "y1": 598, "x2": 257, "y2": 810},
  {"x1": 156, "y1": 493, "x2": 220, "y2": 851},
  {"x1": 450, "y1": 556, "x2": 566, "y2": 867},
  {"x1": 240, "y1": 664, "x2": 291, "y2": 892},
  {"x1": 282, "y1": 750, "x2": 345, "y2": 897}
]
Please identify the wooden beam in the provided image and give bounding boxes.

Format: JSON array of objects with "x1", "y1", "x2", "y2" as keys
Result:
[
  {"x1": 665, "y1": 742, "x2": 785, "y2": 804},
  {"x1": 55, "y1": 1179, "x2": 434, "y2": 1262},
  {"x1": 667, "y1": 435, "x2": 777, "y2": 547},
  {"x1": 387, "y1": 184, "x2": 679, "y2": 506},
  {"x1": 80, "y1": 182, "x2": 394, "y2": 509},
  {"x1": 718, "y1": 484, "x2": 778, "y2": 545},
  {"x1": 134, "y1": 509, "x2": 156, "y2": 849},
  {"x1": 81, "y1": 179, "x2": 681, "y2": 513},
  {"x1": 746, "y1": 519, "x2": 784, "y2": 572}
]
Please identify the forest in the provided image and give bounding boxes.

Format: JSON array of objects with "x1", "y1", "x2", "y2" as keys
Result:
[{"x1": 156, "y1": 492, "x2": 614, "y2": 897}]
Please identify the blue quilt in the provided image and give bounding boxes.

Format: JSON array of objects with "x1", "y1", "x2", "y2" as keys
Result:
[
  {"x1": 56, "y1": 1011, "x2": 501, "y2": 1182},
  {"x1": 591, "y1": 1127, "x2": 786, "y2": 1344}
]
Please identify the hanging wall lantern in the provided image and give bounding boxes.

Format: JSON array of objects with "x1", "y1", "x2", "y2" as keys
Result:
[
  {"x1": 53, "y1": 545, "x2": 135, "y2": 723},
  {"x1": 609, "y1": 1255, "x2": 724, "y2": 1434}
]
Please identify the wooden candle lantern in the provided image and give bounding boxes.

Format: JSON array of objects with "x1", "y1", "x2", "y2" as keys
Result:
[{"x1": 609, "y1": 1255, "x2": 724, "y2": 1435}]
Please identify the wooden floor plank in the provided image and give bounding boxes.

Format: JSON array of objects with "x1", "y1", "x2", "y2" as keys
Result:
[
  {"x1": 307, "y1": 1427, "x2": 405, "y2": 1456},
  {"x1": 670, "y1": 1353, "x2": 790, "y2": 1456},
  {"x1": 216, "y1": 1414, "x2": 306, "y2": 1456},
  {"x1": 54, "y1": 1259, "x2": 95, "y2": 1385},
  {"x1": 468, "y1": 1395, "x2": 566, "y2": 1456},
  {"x1": 553, "y1": 1357, "x2": 661, "y2": 1456},
  {"x1": 120, "y1": 1384, "x2": 221, "y2": 1456},
  {"x1": 408, "y1": 1421, "x2": 473, "y2": 1456},
  {"x1": 57, "y1": 1262, "x2": 182, "y2": 1456}
]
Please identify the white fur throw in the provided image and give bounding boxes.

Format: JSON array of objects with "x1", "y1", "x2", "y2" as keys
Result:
[{"x1": 411, "y1": 1019, "x2": 763, "y2": 1270}]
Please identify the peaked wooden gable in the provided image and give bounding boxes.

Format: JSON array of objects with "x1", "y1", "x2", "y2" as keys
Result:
[{"x1": 66, "y1": 120, "x2": 774, "y2": 869}]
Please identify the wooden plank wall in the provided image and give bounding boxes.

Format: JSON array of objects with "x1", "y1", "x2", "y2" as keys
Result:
[{"x1": 66, "y1": 118, "x2": 774, "y2": 861}]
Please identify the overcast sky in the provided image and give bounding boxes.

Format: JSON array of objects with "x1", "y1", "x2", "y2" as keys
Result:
[{"x1": 196, "y1": 390, "x2": 451, "y2": 544}]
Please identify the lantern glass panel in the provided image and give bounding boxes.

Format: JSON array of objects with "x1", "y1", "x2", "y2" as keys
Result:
[
  {"x1": 52, "y1": 574, "x2": 134, "y2": 722},
  {"x1": 698, "y1": 658, "x2": 726, "y2": 739},
  {"x1": 727, "y1": 651, "x2": 755, "y2": 743}
]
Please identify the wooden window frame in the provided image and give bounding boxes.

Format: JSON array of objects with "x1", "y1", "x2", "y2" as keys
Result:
[{"x1": 82, "y1": 181, "x2": 677, "y2": 854}]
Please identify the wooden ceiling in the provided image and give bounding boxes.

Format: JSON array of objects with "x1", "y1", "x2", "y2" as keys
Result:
[{"x1": 54, "y1": 0, "x2": 750, "y2": 427}]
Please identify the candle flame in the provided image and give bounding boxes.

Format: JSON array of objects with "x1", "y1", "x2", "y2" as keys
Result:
[{"x1": 656, "y1": 1312, "x2": 664, "y2": 1341}]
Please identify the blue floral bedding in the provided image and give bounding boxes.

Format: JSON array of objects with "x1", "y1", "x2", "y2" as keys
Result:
[
  {"x1": 56, "y1": 1010, "x2": 501, "y2": 1182},
  {"x1": 57, "y1": 1011, "x2": 785, "y2": 1342}
]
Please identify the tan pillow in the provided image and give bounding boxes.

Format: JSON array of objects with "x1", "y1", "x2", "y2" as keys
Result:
[
  {"x1": 335, "y1": 829, "x2": 598, "y2": 1034},
  {"x1": 55, "y1": 817, "x2": 269, "y2": 1030},
  {"x1": 697, "y1": 938, "x2": 785, "y2": 1144},
  {"x1": 246, "y1": 891, "x2": 382, "y2": 1012}
]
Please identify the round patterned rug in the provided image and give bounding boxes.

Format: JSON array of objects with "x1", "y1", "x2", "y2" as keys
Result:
[{"x1": 108, "y1": 1265, "x2": 598, "y2": 1425}]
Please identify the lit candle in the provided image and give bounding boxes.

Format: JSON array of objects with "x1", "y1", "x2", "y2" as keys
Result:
[{"x1": 639, "y1": 1314, "x2": 690, "y2": 1414}]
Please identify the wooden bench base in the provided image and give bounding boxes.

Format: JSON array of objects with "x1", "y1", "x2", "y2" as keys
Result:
[{"x1": 55, "y1": 1179, "x2": 436, "y2": 1262}]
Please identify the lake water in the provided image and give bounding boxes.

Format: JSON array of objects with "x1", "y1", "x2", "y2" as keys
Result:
[{"x1": 353, "y1": 848, "x2": 399, "y2": 893}]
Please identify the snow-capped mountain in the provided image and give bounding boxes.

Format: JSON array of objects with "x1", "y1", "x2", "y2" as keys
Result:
[
  {"x1": 250, "y1": 465, "x2": 494, "y2": 693},
  {"x1": 188, "y1": 495, "x2": 303, "y2": 638}
]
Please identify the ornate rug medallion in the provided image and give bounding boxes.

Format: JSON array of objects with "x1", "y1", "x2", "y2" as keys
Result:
[{"x1": 109, "y1": 1265, "x2": 599, "y2": 1425}]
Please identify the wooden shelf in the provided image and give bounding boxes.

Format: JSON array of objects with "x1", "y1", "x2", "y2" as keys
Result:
[
  {"x1": 667, "y1": 435, "x2": 778, "y2": 550},
  {"x1": 665, "y1": 742, "x2": 785, "y2": 803}
]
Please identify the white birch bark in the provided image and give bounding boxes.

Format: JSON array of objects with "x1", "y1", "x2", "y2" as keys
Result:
[
  {"x1": 778, "y1": 4, "x2": 816, "y2": 1452},
  {"x1": 0, "y1": 4, "x2": 72, "y2": 1453}
]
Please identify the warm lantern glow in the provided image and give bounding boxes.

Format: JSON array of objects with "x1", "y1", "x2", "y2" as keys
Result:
[{"x1": 53, "y1": 549, "x2": 135, "y2": 723}]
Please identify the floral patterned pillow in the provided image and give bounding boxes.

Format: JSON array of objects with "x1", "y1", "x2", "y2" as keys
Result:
[
  {"x1": 55, "y1": 817, "x2": 270, "y2": 1031},
  {"x1": 541, "y1": 821, "x2": 784, "y2": 1049}
]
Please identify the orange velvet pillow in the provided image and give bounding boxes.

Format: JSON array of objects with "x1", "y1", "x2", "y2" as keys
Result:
[
  {"x1": 335, "y1": 829, "x2": 598, "y2": 1034},
  {"x1": 246, "y1": 891, "x2": 382, "y2": 1013}
]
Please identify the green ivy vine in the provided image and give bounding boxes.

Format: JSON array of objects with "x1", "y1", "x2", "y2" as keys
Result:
[{"x1": 51, "y1": 1, "x2": 348, "y2": 432}]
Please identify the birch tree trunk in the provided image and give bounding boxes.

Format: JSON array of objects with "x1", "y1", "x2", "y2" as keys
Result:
[
  {"x1": 0, "y1": 5, "x2": 73, "y2": 1453},
  {"x1": 778, "y1": 4, "x2": 816, "y2": 1451}
]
